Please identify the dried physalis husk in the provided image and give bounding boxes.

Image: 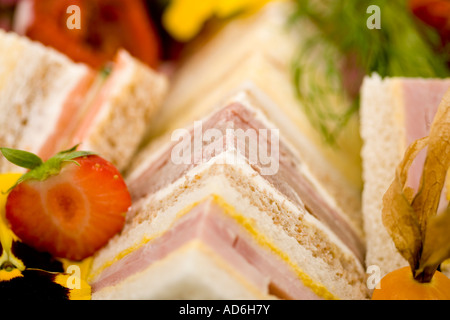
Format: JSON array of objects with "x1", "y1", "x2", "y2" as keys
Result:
[
  {"x1": 415, "y1": 95, "x2": 450, "y2": 281},
  {"x1": 411, "y1": 96, "x2": 450, "y2": 237},
  {"x1": 418, "y1": 205, "x2": 450, "y2": 282},
  {"x1": 382, "y1": 138, "x2": 427, "y2": 271},
  {"x1": 447, "y1": 169, "x2": 450, "y2": 201},
  {"x1": 382, "y1": 89, "x2": 450, "y2": 282}
]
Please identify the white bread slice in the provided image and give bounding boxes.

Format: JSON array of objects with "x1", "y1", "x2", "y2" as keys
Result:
[{"x1": 360, "y1": 73, "x2": 450, "y2": 277}]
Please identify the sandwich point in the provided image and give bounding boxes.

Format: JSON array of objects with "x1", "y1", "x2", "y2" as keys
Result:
[{"x1": 170, "y1": 120, "x2": 280, "y2": 176}]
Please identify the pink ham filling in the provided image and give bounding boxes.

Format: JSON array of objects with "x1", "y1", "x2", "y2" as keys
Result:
[
  {"x1": 128, "y1": 103, "x2": 365, "y2": 263},
  {"x1": 402, "y1": 79, "x2": 450, "y2": 209},
  {"x1": 38, "y1": 50, "x2": 129, "y2": 159},
  {"x1": 91, "y1": 199, "x2": 322, "y2": 300},
  {"x1": 68, "y1": 51, "x2": 128, "y2": 148},
  {"x1": 37, "y1": 70, "x2": 96, "y2": 160}
]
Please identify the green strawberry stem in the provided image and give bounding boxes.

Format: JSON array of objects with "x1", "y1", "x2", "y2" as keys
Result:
[{"x1": 0, "y1": 145, "x2": 97, "y2": 193}]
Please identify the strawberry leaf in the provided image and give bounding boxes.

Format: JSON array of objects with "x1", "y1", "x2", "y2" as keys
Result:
[
  {"x1": 0, "y1": 148, "x2": 43, "y2": 170},
  {"x1": 0, "y1": 146, "x2": 97, "y2": 192}
]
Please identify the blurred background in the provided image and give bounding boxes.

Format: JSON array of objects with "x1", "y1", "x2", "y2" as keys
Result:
[{"x1": 0, "y1": 0, "x2": 448, "y2": 70}]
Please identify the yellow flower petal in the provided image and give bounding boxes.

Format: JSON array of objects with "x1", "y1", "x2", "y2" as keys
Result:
[
  {"x1": 60, "y1": 257, "x2": 93, "y2": 281},
  {"x1": 0, "y1": 269, "x2": 23, "y2": 282},
  {"x1": 0, "y1": 173, "x2": 26, "y2": 272},
  {"x1": 216, "y1": 0, "x2": 272, "y2": 17},
  {"x1": 0, "y1": 173, "x2": 92, "y2": 299},
  {"x1": 215, "y1": 0, "x2": 248, "y2": 17},
  {"x1": 163, "y1": 0, "x2": 277, "y2": 41},
  {"x1": 0, "y1": 173, "x2": 22, "y2": 222},
  {"x1": 58, "y1": 259, "x2": 93, "y2": 300},
  {"x1": 163, "y1": 0, "x2": 215, "y2": 42},
  {"x1": 54, "y1": 273, "x2": 92, "y2": 300}
]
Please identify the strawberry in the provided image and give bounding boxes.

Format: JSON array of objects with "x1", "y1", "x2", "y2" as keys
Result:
[{"x1": 0, "y1": 146, "x2": 131, "y2": 261}]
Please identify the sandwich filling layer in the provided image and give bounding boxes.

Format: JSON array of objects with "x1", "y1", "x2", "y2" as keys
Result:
[
  {"x1": 93, "y1": 241, "x2": 276, "y2": 300},
  {"x1": 401, "y1": 79, "x2": 450, "y2": 193},
  {"x1": 93, "y1": 149, "x2": 368, "y2": 299},
  {"x1": 38, "y1": 49, "x2": 167, "y2": 170},
  {"x1": 0, "y1": 30, "x2": 168, "y2": 172},
  {"x1": 90, "y1": 196, "x2": 332, "y2": 300}
]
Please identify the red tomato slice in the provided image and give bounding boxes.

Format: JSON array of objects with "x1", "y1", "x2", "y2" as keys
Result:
[{"x1": 18, "y1": 0, "x2": 160, "y2": 69}]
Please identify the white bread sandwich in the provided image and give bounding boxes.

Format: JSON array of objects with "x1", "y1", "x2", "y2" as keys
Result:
[
  {"x1": 360, "y1": 73, "x2": 450, "y2": 277},
  {"x1": 0, "y1": 29, "x2": 168, "y2": 173},
  {"x1": 88, "y1": 100, "x2": 369, "y2": 300},
  {"x1": 144, "y1": 1, "x2": 364, "y2": 242},
  {"x1": 0, "y1": 29, "x2": 91, "y2": 172}
]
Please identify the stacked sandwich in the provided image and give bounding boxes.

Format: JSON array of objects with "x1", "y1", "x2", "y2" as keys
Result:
[
  {"x1": 0, "y1": 29, "x2": 168, "y2": 173},
  {"x1": 360, "y1": 74, "x2": 450, "y2": 278},
  {"x1": 87, "y1": 2, "x2": 368, "y2": 300}
]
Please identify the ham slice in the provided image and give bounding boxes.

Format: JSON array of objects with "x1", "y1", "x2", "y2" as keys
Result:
[
  {"x1": 68, "y1": 51, "x2": 129, "y2": 148},
  {"x1": 91, "y1": 197, "x2": 322, "y2": 300},
  {"x1": 38, "y1": 51, "x2": 129, "y2": 159},
  {"x1": 402, "y1": 79, "x2": 450, "y2": 195},
  {"x1": 37, "y1": 71, "x2": 97, "y2": 160}
]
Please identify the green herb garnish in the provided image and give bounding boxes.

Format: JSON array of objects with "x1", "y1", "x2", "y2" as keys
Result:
[{"x1": 290, "y1": 0, "x2": 450, "y2": 145}]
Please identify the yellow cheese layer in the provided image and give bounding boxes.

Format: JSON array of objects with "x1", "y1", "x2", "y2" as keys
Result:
[{"x1": 88, "y1": 194, "x2": 338, "y2": 300}]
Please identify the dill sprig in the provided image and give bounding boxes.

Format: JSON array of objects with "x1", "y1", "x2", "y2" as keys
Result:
[{"x1": 290, "y1": 0, "x2": 450, "y2": 145}]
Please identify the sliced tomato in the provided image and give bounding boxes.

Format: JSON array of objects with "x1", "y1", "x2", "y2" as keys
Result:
[{"x1": 18, "y1": 0, "x2": 160, "y2": 69}]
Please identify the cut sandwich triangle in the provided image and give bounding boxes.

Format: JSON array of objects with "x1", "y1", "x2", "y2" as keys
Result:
[{"x1": 87, "y1": 194, "x2": 337, "y2": 300}]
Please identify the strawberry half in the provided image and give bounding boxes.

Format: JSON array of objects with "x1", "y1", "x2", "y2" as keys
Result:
[{"x1": 1, "y1": 146, "x2": 131, "y2": 261}]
